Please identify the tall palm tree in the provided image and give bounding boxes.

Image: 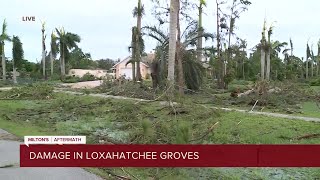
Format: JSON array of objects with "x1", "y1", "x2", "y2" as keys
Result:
[
  {"x1": 55, "y1": 27, "x2": 81, "y2": 78},
  {"x1": 50, "y1": 31, "x2": 58, "y2": 76},
  {"x1": 197, "y1": 0, "x2": 206, "y2": 62},
  {"x1": 0, "y1": 19, "x2": 11, "y2": 80},
  {"x1": 306, "y1": 43, "x2": 311, "y2": 79},
  {"x1": 260, "y1": 20, "x2": 267, "y2": 80},
  {"x1": 176, "y1": 0, "x2": 185, "y2": 94},
  {"x1": 41, "y1": 21, "x2": 46, "y2": 79},
  {"x1": 127, "y1": 26, "x2": 145, "y2": 80},
  {"x1": 167, "y1": 0, "x2": 179, "y2": 87},
  {"x1": 133, "y1": 0, "x2": 144, "y2": 81},
  {"x1": 12, "y1": 35, "x2": 24, "y2": 84}
]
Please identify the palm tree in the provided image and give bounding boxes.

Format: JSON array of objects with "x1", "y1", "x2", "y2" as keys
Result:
[
  {"x1": 260, "y1": 20, "x2": 276, "y2": 81},
  {"x1": 167, "y1": 0, "x2": 179, "y2": 88},
  {"x1": 133, "y1": 0, "x2": 144, "y2": 81},
  {"x1": 260, "y1": 20, "x2": 267, "y2": 80},
  {"x1": 306, "y1": 43, "x2": 311, "y2": 79},
  {"x1": 55, "y1": 27, "x2": 81, "y2": 78},
  {"x1": 0, "y1": 19, "x2": 11, "y2": 80},
  {"x1": 144, "y1": 21, "x2": 213, "y2": 90},
  {"x1": 12, "y1": 35, "x2": 24, "y2": 84},
  {"x1": 197, "y1": 0, "x2": 206, "y2": 62},
  {"x1": 50, "y1": 31, "x2": 58, "y2": 76},
  {"x1": 41, "y1": 21, "x2": 46, "y2": 79},
  {"x1": 127, "y1": 26, "x2": 145, "y2": 80}
]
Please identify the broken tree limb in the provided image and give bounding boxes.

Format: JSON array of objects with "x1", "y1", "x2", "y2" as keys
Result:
[
  {"x1": 189, "y1": 122, "x2": 219, "y2": 142},
  {"x1": 250, "y1": 100, "x2": 259, "y2": 112},
  {"x1": 294, "y1": 134, "x2": 320, "y2": 140},
  {"x1": 237, "y1": 89, "x2": 254, "y2": 97}
]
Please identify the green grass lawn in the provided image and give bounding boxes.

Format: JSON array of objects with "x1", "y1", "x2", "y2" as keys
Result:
[{"x1": 0, "y1": 92, "x2": 320, "y2": 179}]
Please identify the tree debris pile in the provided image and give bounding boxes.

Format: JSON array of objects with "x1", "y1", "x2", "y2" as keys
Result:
[
  {"x1": 0, "y1": 83, "x2": 54, "y2": 100},
  {"x1": 97, "y1": 80, "x2": 157, "y2": 100},
  {"x1": 230, "y1": 81, "x2": 317, "y2": 113}
]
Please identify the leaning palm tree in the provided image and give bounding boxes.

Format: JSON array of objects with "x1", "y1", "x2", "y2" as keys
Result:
[
  {"x1": 12, "y1": 35, "x2": 24, "y2": 84},
  {"x1": 0, "y1": 19, "x2": 11, "y2": 80},
  {"x1": 55, "y1": 27, "x2": 81, "y2": 78}
]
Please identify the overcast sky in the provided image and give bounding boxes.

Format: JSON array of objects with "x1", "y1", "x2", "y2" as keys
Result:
[{"x1": 1, "y1": 0, "x2": 319, "y2": 62}]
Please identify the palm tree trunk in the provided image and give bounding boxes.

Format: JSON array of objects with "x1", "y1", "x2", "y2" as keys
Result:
[
  {"x1": 260, "y1": 47, "x2": 265, "y2": 80},
  {"x1": 50, "y1": 51, "x2": 54, "y2": 76},
  {"x1": 311, "y1": 59, "x2": 314, "y2": 77},
  {"x1": 306, "y1": 59, "x2": 308, "y2": 79},
  {"x1": 136, "y1": 0, "x2": 142, "y2": 81},
  {"x1": 197, "y1": 4, "x2": 203, "y2": 62},
  {"x1": 176, "y1": 0, "x2": 184, "y2": 95},
  {"x1": 1, "y1": 46, "x2": 5, "y2": 80},
  {"x1": 42, "y1": 50, "x2": 46, "y2": 78},
  {"x1": 167, "y1": 0, "x2": 178, "y2": 86},
  {"x1": 131, "y1": 44, "x2": 136, "y2": 81},
  {"x1": 242, "y1": 58, "x2": 245, "y2": 80},
  {"x1": 12, "y1": 59, "x2": 17, "y2": 84},
  {"x1": 42, "y1": 30, "x2": 46, "y2": 79},
  {"x1": 317, "y1": 57, "x2": 320, "y2": 76},
  {"x1": 60, "y1": 44, "x2": 65, "y2": 77},
  {"x1": 266, "y1": 49, "x2": 271, "y2": 80},
  {"x1": 216, "y1": 0, "x2": 224, "y2": 89}
]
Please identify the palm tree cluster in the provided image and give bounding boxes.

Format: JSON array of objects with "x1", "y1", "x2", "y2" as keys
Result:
[{"x1": 0, "y1": 18, "x2": 81, "y2": 81}]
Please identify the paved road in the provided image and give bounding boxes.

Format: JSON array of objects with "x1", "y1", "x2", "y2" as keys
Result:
[{"x1": 0, "y1": 129, "x2": 103, "y2": 180}]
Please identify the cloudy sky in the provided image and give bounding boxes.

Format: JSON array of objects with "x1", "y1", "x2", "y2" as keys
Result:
[{"x1": 1, "y1": 0, "x2": 319, "y2": 62}]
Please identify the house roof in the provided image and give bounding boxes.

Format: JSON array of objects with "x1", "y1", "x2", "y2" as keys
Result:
[{"x1": 113, "y1": 53, "x2": 155, "y2": 68}]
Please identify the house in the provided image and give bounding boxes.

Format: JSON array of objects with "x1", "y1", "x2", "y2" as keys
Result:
[
  {"x1": 112, "y1": 53, "x2": 155, "y2": 80},
  {"x1": 68, "y1": 69, "x2": 115, "y2": 78}
]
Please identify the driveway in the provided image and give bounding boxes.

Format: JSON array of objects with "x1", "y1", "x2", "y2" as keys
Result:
[{"x1": 0, "y1": 129, "x2": 103, "y2": 180}]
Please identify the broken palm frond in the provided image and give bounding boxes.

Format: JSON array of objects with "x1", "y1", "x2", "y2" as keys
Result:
[
  {"x1": 293, "y1": 134, "x2": 320, "y2": 140},
  {"x1": 189, "y1": 122, "x2": 219, "y2": 142}
]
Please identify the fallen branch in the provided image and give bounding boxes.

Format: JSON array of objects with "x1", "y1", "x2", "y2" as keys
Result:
[
  {"x1": 189, "y1": 122, "x2": 219, "y2": 142},
  {"x1": 294, "y1": 134, "x2": 320, "y2": 140},
  {"x1": 121, "y1": 168, "x2": 140, "y2": 180},
  {"x1": 104, "y1": 168, "x2": 131, "y2": 180},
  {"x1": 237, "y1": 89, "x2": 254, "y2": 97},
  {"x1": 250, "y1": 100, "x2": 259, "y2": 112}
]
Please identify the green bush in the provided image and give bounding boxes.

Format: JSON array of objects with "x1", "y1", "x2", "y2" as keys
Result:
[
  {"x1": 62, "y1": 76, "x2": 81, "y2": 83},
  {"x1": 81, "y1": 73, "x2": 96, "y2": 81}
]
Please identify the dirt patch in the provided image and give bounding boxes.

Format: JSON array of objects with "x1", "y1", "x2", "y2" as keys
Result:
[{"x1": 60, "y1": 81, "x2": 103, "y2": 89}]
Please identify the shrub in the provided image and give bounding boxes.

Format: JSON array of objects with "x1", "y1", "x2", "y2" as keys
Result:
[
  {"x1": 62, "y1": 76, "x2": 81, "y2": 83},
  {"x1": 81, "y1": 73, "x2": 96, "y2": 82}
]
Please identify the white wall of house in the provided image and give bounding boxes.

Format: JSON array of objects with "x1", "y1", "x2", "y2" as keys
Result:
[{"x1": 68, "y1": 69, "x2": 110, "y2": 78}]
